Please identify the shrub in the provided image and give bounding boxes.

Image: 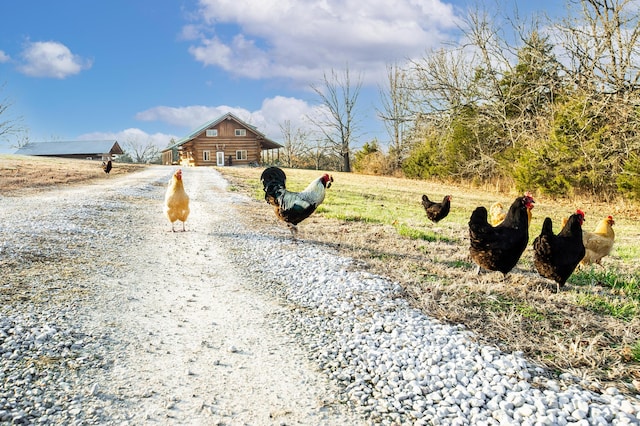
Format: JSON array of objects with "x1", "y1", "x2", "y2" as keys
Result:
[
  {"x1": 617, "y1": 154, "x2": 640, "y2": 200},
  {"x1": 402, "y1": 141, "x2": 440, "y2": 179},
  {"x1": 353, "y1": 140, "x2": 393, "y2": 175}
]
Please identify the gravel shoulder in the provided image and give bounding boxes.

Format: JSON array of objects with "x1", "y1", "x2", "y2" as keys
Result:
[{"x1": 0, "y1": 166, "x2": 361, "y2": 425}]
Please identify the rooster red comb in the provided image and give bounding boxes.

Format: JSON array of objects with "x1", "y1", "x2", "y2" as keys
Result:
[
  {"x1": 322, "y1": 174, "x2": 333, "y2": 188},
  {"x1": 523, "y1": 191, "x2": 535, "y2": 207}
]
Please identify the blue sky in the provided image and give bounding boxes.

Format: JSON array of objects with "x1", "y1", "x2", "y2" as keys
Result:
[{"x1": 0, "y1": 0, "x2": 566, "y2": 154}]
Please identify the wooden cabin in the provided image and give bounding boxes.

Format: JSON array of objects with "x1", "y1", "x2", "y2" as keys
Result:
[
  {"x1": 161, "y1": 113, "x2": 282, "y2": 167},
  {"x1": 14, "y1": 140, "x2": 123, "y2": 161}
]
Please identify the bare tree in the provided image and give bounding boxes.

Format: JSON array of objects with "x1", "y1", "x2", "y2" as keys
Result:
[
  {"x1": 126, "y1": 138, "x2": 160, "y2": 164},
  {"x1": 12, "y1": 128, "x2": 31, "y2": 149},
  {"x1": 557, "y1": 0, "x2": 640, "y2": 93},
  {"x1": 306, "y1": 136, "x2": 331, "y2": 171},
  {"x1": 0, "y1": 83, "x2": 24, "y2": 145},
  {"x1": 308, "y1": 66, "x2": 363, "y2": 172},
  {"x1": 378, "y1": 64, "x2": 413, "y2": 170},
  {"x1": 279, "y1": 120, "x2": 310, "y2": 168}
]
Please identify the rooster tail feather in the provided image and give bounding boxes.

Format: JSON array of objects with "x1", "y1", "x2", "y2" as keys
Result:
[
  {"x1": 261, "y1": 167, "x2": 286, "y2": 188},
  {"x1": 261, "y1": 167, "x2": 287, "y2": 201}
]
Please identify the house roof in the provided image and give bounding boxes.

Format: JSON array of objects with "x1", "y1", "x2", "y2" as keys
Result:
[
  {"x1": 163, "y1": 112, "x2": 283, "y2": 152},
  {"x1": 15, "y1": 140, "x2": 123, "y2": 156}
]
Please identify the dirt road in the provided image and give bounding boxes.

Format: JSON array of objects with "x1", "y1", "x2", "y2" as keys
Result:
[{"x1": 0, "y1": 166, "x2": 361, "y2": 425}]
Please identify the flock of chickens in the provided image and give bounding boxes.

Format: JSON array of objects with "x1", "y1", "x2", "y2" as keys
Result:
[
  {"x1": 422, "y1": 190, "x2": 616, "y2": 289},
  {"x1": 163, "y1": 167, "x2": 615, "y2": 289}
]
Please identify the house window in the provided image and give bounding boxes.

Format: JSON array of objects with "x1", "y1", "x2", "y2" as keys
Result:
[
  {"x1": 206, "y1": 129, "x2": 218, "y2": 137},
  {"x1": 236, "y1": 150, "x2": 247, "y2": 160},
  {"x1": 234, "y1": 129, "x2": 246, "y2": 137},
  {"x1": 203, "y1": 150, "x2": 211, "y2": 161}
]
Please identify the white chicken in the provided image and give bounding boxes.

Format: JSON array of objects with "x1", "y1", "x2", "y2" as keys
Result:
[{"x1": 164, "y1": 169, "x2": 190, "y2": 232}]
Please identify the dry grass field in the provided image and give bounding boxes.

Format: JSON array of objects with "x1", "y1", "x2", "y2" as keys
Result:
[
  {"x1": 0, "y1": 154, "x2": 146, "y2": 194},
  {"x1": 2, "y1": 155, "x2": 638, "y2": 395},
  {"x1": 217, "y1": 166, "x2": 640, "y2": 395}
]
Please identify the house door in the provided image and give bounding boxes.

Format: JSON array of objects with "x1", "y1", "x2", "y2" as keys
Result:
[{"x1": 216, "y1": 151, "x2": 225, "y2": 166}]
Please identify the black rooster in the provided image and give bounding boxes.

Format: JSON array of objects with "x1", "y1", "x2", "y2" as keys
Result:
[
  {"x1": 261, "y1": 167, "x2": 333, "y2": 238},
  {"x1": 533, "y1": 210, "x2": 585, "y2": 289},
  {"x1": 421, "y1": 194, "x2": 451, "y2": 223},
  {"x1": 469, "y1": 194, "x2": 535, "y2": 276},
  {"x1": 102, "y1": 160, "x2": 112, "y2": 174}
]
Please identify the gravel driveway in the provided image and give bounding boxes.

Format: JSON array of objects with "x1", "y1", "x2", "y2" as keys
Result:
[
  {"x1": 0, "y1": 166, "x2": 360, "y2": 425},
  {"x1": 1, "y1": 166, "x2": 639, "y2": 426}
]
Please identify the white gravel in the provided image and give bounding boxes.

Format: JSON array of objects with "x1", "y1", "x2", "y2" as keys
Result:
[{"x1": 1, "y1": 165, "x2": 639, "y2": 425}]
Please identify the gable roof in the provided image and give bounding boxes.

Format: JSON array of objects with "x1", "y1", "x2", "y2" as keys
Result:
[
  {"x1": 15, "y1": 140, "x2": 123, "y2": 156},
  {"x1": 165, "y1": 112, "x2": 282, "y2": 151}
]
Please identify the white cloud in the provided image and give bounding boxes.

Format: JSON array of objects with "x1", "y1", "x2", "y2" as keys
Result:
[
  {"x1": 80, "y1": 96, "x2": 334, "y2": 151},
  {"x1": 185, "y1": 0, "x2": 461, "y2": 84},
  {"x1": 136, "y1": 105, "x2": 253, "y2": 129},
  {"x1": 135, "y1": 96, "x2": 323, "y2": 141},
  {"x1": 0, "y1": 50, "x2": 10, "y2": 63},
  {"x1": 18, "y1": 41, "x2": 92, "y2": 79},
  {"x1": 77, "y1": 129, "x2": 177, "y2": 150}
]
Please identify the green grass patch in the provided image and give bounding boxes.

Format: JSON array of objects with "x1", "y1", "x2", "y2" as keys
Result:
[
  {"x1": 632, "y1": 341, "x2": 640, "y2": 362},
  {"x1": 571, "y1": 268, "x2": 640, "y2": 301},
  {"x1": 481, "y1": 295, "x2": 546, "y2": 321},
  {"x1": 397, "y1": 225, "x2": 439, "y2": 241},
  {"x1": 395, "y1": 224, "x2": 456, "y2": 242},
  {"x1": 574, "y1": 293, "x2": 638, "y2": 321},
  {"x1": 324, "y1": 210, "x2": 384, "y2": 223},
  {"x1": 614, "y1": 245, "x2": 640, "y2": 263},
  {"x1": 443, "y1": 259, "x2": 471, "y2": 269},
  {"x1": 571, "y1": 268, "x2": 639, "y2": 320},
  {"x1": 419, "y1": 273, "x2": 445, "y2": 284},
  {"x1": 369, "y1": 252, "x2": 394, "y2": 261},
  {"x1": 515, "y1": 304, "x2": 546, "y2": 321}
]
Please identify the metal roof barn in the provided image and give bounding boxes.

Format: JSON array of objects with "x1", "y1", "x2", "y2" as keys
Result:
[{"x1": 14, "y1": 140, "x2": 123, "y2": 161}]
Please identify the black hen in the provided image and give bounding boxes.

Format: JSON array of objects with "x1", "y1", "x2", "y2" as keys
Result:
[
  {"x1": 102, "y1": 160, "x2": 112, "y2": 174},
  {"x1": 533, "y1": 210, "x2": 585, "y2": 288},
  {"x1": 260, "y1": 166, "x2": 333, "y2": 237},
  {"x1": 469, "y1": 194, "x2": 535, "y2": 275},
  {"x1": 421, "y1": 194, "x2": 451, "y2": 223}
]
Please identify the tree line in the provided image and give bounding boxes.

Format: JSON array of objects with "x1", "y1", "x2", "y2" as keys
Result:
[
  {"x1": 400, "y1": 0, "x2": 640, "y2": 200},
  {"x1": 290, "y1": 0, "x2": 640, "y2": 201}
]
